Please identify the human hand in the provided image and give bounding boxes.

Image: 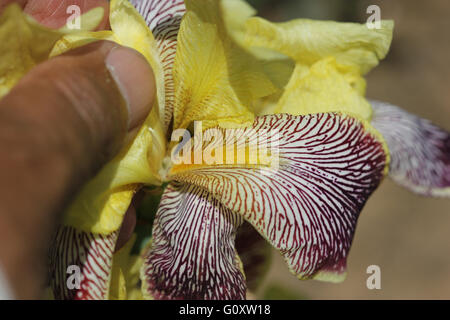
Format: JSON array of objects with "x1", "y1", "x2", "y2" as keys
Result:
[{"x1": 0, "y1": 0, "x2": 155, "y2": 299}]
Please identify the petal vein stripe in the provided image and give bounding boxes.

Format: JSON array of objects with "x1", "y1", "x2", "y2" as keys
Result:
[
  {"x1": 171, "y1": 113, "x2": 387, "y2": 280},
  {"x1": 371, "y1": 101, "x2": 450, "y2": 197},
  {"x1": 130, "y1": 0, "x2": 186, "y2": 129},
  {"x1": 49, "y1": 226, "x2": 118, "y2": 300},
  {"x1": 141, "y1": 182, "x2": 246, "y2": 299}
]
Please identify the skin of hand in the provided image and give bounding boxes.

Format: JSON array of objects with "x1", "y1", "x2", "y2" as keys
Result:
[{"x1": 0, "y1": 0, "x2": 155, "y2": 299}]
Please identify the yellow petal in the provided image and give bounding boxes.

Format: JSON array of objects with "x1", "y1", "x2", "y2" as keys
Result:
[
  {"x1": 63, "y1": 185, "x2": 135, "y2": 235},
  {"x1": 221, "y1": 0, "x2": 256, "y2": 44},
  {"x1": 53, "y1": 0, "x2": 167, "y2": 234},
  {"x1": 57, "y1": 6, "x2": 105, "y2": 34},
  {"x1": 50, "y1": 30, "x2": 116, "y2": 57},
  {"x1": 63, "y1": 106, "x2": 165, "y2": 234},
  {"x1": 109, "y1": 234, "x2": 143, "y2": 300},
  {"x1": 220, "y1": 0, "x2": 294, "y2": 113},
  {"x1": 109, "y1": 268, "x2": 127, "y2": 300},
  {"x1": 275, "y1": 57, "x2": 372, "y2": 120},
  {"x1": 52, "y1": 0, "x2": 166, "y2": 128},
  {"x1": 110, "y1": 0, "x2": 167, "y2": 128},
  {"x1": 219, "y1": 5, "x2": 393, "y2": 121},
  {"x1": 224, "y1": 3, "x2": 295, "y2": 93},
  {"x1": 242, "y1": 17, "x2": 393, "y2": 121},
  {"x1": 0, "y1": 4, "x2": 104, "y2": 99},
  {"x1": 172, "y1": 0, "x2": 278, "y2": 130},
  {"x1": 109, "y1": 0, "x2": 155, "y2": 62},
  {"x1": 245, "y1": 17, "x2": 394, "y2": 74}
]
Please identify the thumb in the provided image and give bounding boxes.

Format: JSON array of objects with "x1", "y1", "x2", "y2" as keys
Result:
[
  {"x1": 0, "y1": 40, "x2": 155, "y2": 182},
  {"x1": 0, "y1": 41, "x2": 155, "y2": 299}
]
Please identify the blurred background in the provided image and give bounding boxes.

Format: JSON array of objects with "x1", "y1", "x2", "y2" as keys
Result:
[{"x1": 247, "y1": 0, "x2": 450, "y2": 299}]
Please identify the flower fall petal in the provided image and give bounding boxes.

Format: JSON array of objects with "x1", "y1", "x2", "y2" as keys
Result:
[
  {"x1": 49, "y1": 226, "x2": 118, "y2": 300},
  {"x1": 171, "y1": 113, "x2": 387, "y2": 282},
  {"x1": 141, "y1": 182, "x2": 246, "y2": 299},
  {"x1": 371, "y1": 101, "x2": 450, "y2": 197}
]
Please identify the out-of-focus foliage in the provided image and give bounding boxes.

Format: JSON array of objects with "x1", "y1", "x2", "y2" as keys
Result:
[{"x1": 248, "y1": 0, "x2": 360, "y2": 22}]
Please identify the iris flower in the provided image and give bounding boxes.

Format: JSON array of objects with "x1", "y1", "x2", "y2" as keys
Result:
[{"x1": 0, "y1": 0, "x2": 449, "y2": 300}]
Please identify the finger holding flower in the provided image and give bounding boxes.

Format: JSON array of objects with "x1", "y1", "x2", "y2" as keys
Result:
[{"x1": 0, "y1": 0, "x2": 448, "y2": 300}]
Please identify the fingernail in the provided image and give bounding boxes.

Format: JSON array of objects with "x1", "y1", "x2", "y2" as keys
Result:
[{"x1": 106, "y1": 47, "x2": 155, "y2": 130}]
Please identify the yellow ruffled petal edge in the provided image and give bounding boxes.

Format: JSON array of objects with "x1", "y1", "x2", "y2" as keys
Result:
[
  {"x1": 0, "y1": 4, "x2": 104, "y2": 99},
  {"x1": 275, "y1": 57, "x2": 373, "y2": 121},
  {"x1": 62, "y1": 107, "x2": 165, "y2": 234},
  {"x1": 244, "y1": 17, "x2": 394, "y2": 75},
  {"x1": 221, "y1": 0, "x2": 294, "y2": 90},
  {"x1": 245, "y1": 17, "x2": 393, "y2": 120},
  {"x1": 54, "y1": 0, "x2": 166, "y2": 234},
  {"x1": 219, "y1": 0, "x2": 393, "y2": 130},
  {"x1": 221, "y1": 0, "x2": 256, "y2": 45}
]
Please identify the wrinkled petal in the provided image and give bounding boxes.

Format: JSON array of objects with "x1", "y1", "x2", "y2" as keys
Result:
[
  {"x1": 221, "y1": 0, "x2": 295, "y2": 115},
  {"x1": 141, "y1": 182, "x2": 246, "y2": 299},
  {"x1": 275, "y1": 58, "x2": 372, "y2": 120},
  {"x1": 221, "y1": 0, "x2": 295, "y2": 95},
  {"x1": 24, "y1": 0, "x2": 109, "y2": 30},
  {"x1": 109, "y1": 0, "x2": 165, "y2": 104},
  {"x1": 130, "y1": 0, "x2": 186, "y2": 130},
  {"x1": 52, "y1": 0, "x2": 167, "y2": 234},
  {"x1": 0, "y1": 4, "x2": 104, "y2": 99},
  {"x1": 220, "y1": 0, "x2": 257, "y2": 47},
  {"x1": 50, "y1": 30, "x2": 116, "y2": 55},
  {"x1": 49, "y1": 226, "x2": 118, "y2": 300},
  {"x1": 244, "y1": 17, "x2": 394, "y2": 74},
  {"x1": 63, "y1": 109, "x2": 165, "y2": 234},
  {"x1": 371, "y1": 101, "x2": 450, "y2": 197},
  {"x1": 170, "y1": 113, "x2": 387, "y2": 281},
  {"x1": 172, "y1": 0, "x2": 278, "y2": 130},
  {"x1": 241, "y1": 17, "x2": 393, "y2": 121}
]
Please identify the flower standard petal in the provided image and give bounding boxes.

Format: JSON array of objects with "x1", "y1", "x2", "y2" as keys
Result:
[
  {"x1": 244, "y1": 18, "x2": 394, "y2": 75},
  {"x1": 275, "y1": 58, "x2": 373, "y2": 120},
  {"x1": 171, "y1": 0, "x2": 278, "y2": 130},
  {"x1": 141, "y1": 182, "x2": 246, "y2": 300},
  {"x1": 241, "y1": 17, "x2": 394, "y2": 122},
  {"x1": 371, "y1": 101, "x2": 450, "y2": 197},
  {"x1": 170, "y1": 113, "x2": 387, "y2": 281}
]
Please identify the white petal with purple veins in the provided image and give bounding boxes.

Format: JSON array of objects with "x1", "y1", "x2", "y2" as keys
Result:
[
  {"x1": 141, "y1": 182, "x2": 246, "y2": 300},
  {"x1": 171, "y1": 113, "x2": 387, "y2": 282}
]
